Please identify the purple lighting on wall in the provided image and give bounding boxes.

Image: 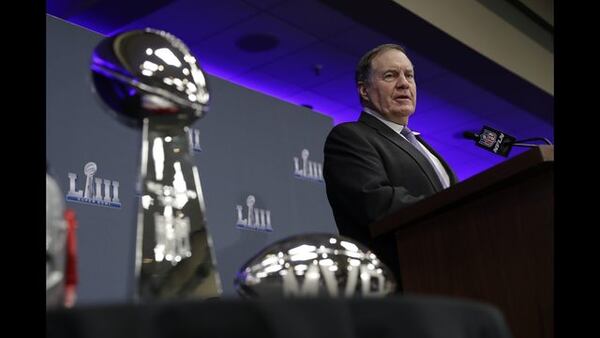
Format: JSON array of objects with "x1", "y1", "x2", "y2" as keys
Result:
[{"x1": 46, "y1": 0, "x2": 553, "y2": 182}]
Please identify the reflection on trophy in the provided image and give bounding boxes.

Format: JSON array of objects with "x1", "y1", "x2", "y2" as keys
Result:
[
  {"x1": 47, "y1": 173, "x2": 67, "y2": 307},
  {"x1": 235, "y1": 233, "x2": 396, "y2": 298},
  {"x1": 90, "y1": 29, "x2": 222, "y2": 300},
  {"x1": 47, "y1": 172, "x2": 79, "y2": 308}
]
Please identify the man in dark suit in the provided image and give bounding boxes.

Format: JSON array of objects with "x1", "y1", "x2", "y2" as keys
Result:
[{"x1": 323, "y1": 44, "x2": 458, "y2": 285}]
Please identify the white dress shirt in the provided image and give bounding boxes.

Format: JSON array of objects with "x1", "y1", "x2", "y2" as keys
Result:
[{"x1": 363, "y1": 107, "x2": 450, "y2": 189}]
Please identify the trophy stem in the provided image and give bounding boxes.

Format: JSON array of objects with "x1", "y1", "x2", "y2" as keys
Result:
[{"x1": 134, "y1": 117, "x2": 222, "y2": 301}]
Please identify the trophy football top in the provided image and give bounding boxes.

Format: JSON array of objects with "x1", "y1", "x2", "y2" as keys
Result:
[{"x1": 91, "y1": 29, "x2": 210, "y2": 128}]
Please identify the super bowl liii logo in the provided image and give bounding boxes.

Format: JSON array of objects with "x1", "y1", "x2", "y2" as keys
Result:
[
  {"x1": 236, "y1": 195, "x2": 273, "y2": 232},
  {"x1": 66, "y1": 162, "x2": 121, "y2": 208},
  {"x1": 293, "y1": 149, "x2": 323, "y2": 182}
]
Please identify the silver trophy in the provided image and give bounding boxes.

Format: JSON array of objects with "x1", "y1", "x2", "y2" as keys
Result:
[
  {"x1": 90, "y1": 29, "x2": 222, "y2": 300},
  {"x1": 235, "y1": 233, "x2": 396, "y2": 298},
  {"x1": 47, "y1": 173, "x2": 67, "y2": 307}
]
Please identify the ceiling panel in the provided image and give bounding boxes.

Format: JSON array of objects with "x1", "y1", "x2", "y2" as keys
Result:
[
  {"x1": 324, "y1": 25, "x2": 394, "y2": 57},
  {"x1": 268, "y1": 0, "x2": 359, "y2": 40},
  {"x1": 417, "y1": 73, "x2": 494, "y2": 110},
  {"x1": 189, "y1": 12, "x2": 318, "y2": 77},
  {"x1": 287, "y1": 90, "x2": 350, "y2": 115},
  {"x1": 228, "y1": 70, "x2": 305, "y2": 99},
  {"x1": 311, "y1": 74, "x2": 364, "y2": 112},
  {"x1": 49, "y1": 0, "x2": 176, "y2": 34},
  {"x1": 253, "y1": 42, "x2": 357, "y2": 89},
  {"x1": 242, "y1": 0, "x2": 288, "y2": 10},
  {"x1": 114, "y1": 0, "x2": 260, "y2": 42},
  {"x1": 408, "y1": 52, "x2": 452, "y2": 83},
  {"x1": 326, "y1": 26, "x2": 450, "y2": 84}
]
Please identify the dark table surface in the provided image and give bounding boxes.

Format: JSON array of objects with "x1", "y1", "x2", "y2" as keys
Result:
[{"x1": 47, "y1": 295, "x2": 513, "y2": 338}]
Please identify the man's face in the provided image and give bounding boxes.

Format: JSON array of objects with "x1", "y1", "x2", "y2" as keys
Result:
[{"x1": 359, "y1": 49, "x2": 417, "y2": 125}]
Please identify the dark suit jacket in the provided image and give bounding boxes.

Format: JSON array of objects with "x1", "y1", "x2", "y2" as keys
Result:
[{"x1": 323, "y1": 112, "x2": 458, "y2": 284}]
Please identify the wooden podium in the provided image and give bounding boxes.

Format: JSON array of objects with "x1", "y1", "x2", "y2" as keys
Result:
[{"x1": 370, "y1": 146, "x2": 553, "y2": 338}]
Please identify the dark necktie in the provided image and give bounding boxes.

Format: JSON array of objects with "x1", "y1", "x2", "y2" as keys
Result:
[{"x1": 400, "y1": 126, "x2": 447, "y2": 188}]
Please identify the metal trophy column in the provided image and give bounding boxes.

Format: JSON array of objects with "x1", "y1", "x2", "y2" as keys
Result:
[{"x1": 90, "y1": 29, "x2": 222, "y2": 300}]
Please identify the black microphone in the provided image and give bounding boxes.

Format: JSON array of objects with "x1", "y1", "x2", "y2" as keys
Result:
[
  {"x1": 464, "y1": 126, "x2": 553, "y2": 157},
  {"x1": 463, "y1": 126, "x2": 517, "y2": 157}
]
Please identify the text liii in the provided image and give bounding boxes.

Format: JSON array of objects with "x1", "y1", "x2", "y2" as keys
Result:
[
  {"x1": 66, "y1": 162, "x2": 121, "y2": 208},
  {"x1": 236, "y1": 195, "x2": 273, "y2": 232},
  {"x1": 293, "y1": 149, "x2": 323, "y2": 182}
]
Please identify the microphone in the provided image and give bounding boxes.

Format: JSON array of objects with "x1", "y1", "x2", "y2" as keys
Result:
[
  {"x1": 463, "y1": 126, "x2": 517, "y2": 157},
  {"x1": 464, "y1": 126, "x2": 553, "y2": 157}
]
